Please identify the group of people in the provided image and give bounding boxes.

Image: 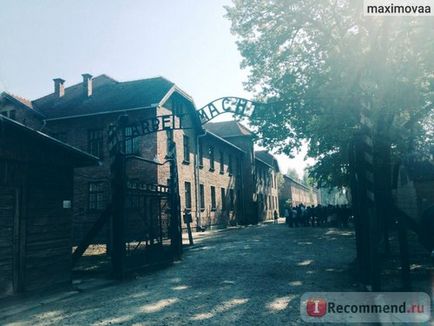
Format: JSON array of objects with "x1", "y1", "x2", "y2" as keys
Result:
[{"x1": 283, "y1": 204, "x2": 352, "y2": 228}]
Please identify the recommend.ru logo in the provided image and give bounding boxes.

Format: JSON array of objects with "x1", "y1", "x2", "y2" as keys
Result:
[{"x1": 300, "y1": 292, "x2": 431, "y2": 323}]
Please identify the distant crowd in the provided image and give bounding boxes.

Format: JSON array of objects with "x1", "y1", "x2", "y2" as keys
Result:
[{"x1": 283, "y1": 204, "x2": 352, "y2": 228}]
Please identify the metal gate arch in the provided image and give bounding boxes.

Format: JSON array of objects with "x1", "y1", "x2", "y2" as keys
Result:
[{"x1": 72, "y1": 97, "x2": 265, "y2": 279}]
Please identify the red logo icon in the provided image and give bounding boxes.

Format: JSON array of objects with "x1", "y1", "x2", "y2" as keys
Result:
[{"x1": 306, "y1": 298, "x2": 327, "y2": 317}]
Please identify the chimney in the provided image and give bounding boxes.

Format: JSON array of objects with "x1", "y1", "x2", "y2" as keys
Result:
[
  {"x1": 82, "y1": 73, "x2": 93, "y2": 97},
  {"x1": 53, "y1": 78, "x2": 65, "y2": 98}
]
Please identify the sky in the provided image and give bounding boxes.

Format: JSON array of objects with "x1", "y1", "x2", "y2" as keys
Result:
[{"x1": 0, "y1": 0, "x2": 313, "y2": 177}]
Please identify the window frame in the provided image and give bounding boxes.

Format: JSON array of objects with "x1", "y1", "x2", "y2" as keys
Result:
[
  {"x1": 88, "y1": 181, "x2": 105, "y2": 211},
  {"x1": 198, "y1": 140, "x2": 204, "y2": 168},
  {"x1": 209, "y1": 146, "x2": 215, "y2": 171},
  {"x1": 183, "y1": 134, "x2": 190, "y2": 164},
  {"x1": 210, "y1": 186, "x2": 216, "y2": 210},
  {"x1": 221, "y1": 187, "x2": 226, "y2": 210},
  {"x1": 184, "y1": 181, "x2": 192, "y2": 210},
  {"x1": 124, "y1": 126, "x2": 140, "y2": 155},
  {"x1": 199, "y1": 184, "x2": 205, "y2": 211},
  {"x1": 88, "y1": 129, "x2": 104, "y2": 158}
]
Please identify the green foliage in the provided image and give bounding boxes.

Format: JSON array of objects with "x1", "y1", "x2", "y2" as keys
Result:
[{"x1": 226, "y1": 0, "x2": 434, "y2": 187}]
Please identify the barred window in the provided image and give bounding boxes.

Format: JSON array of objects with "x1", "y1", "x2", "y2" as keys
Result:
[
  {"x1": 199, "y1": 184, "x2": 205, "y2": 210},
  {"x1": 184, "y1": 182, "x2": 192, "y2": 209},
  {"x1": 211, "y1": 186, "x2": 216, "y2": 210},
  {"x1": 209, "y1": 146, "x2": 215, "y2": 171},
  {"x1": 88, "y1": 182, "x2": 105, "y2": 210},
  {"x1": 183, "y1": 135, "x2": 190, "y2": 163},
  {"x1": 166, "y1": 129, "x2": 173, "y2": 155},
  {"x1": 198, "y1": 140, "x2": 204, "y2": 167},
  {"x1": 125, "y1": 127, "x2": 139, "y2": 154},
  {"x1": 88, "y1": 129, "x2": 104, "y2": 158}
]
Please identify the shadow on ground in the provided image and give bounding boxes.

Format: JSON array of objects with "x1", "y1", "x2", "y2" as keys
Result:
[{"x1": 2, "y1": 224, "x2": 362, "y2": 325}]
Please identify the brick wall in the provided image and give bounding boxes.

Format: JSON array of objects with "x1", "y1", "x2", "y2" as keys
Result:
[
  {"x1": 219, "y1": 135, "x2": 257, "y2": 224},
  {"x1": 195, "y1": 134, "x2": 244, "y2": 229},
  {"x1": 46, "y1": 109, "x2": 158, "y2": 244},
  {"x1": 255, "y1": 160, "x2": 279, "y2": 221}
]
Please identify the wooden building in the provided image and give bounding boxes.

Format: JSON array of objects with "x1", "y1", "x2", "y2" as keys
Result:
[{"x1": 0, "y1": 116, "x2": 97, "y2": 297}]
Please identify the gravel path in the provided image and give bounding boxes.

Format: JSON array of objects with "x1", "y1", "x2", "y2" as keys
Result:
[{"x1": 2, "y1": 223, "x2": 358, "y2": 325}]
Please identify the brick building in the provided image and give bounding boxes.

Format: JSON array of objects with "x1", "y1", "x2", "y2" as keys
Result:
[
  {"x1": 0, "y1": 74, "x2": 280, "y2": 244},
  {"x1": 204, "y1": 122, "x2": 281, "y2": 223},
  {"x1": 279, "y1": 175, "x2": 320, "y2": 210}
]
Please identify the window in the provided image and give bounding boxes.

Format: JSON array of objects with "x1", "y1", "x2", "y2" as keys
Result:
[
  {"x1": 229, "y1": 189, "x2": 234, "y2": 211},
  {"x1": 199, "y1": 184, "x2": 205, "y2": 210},
  {"x1": 209, "y1": 146, "x2": 215, "y2": 171},
  {"x1": 184, "y1": 182, "x2": 192, "y2": 209},
  {"x1": 210, "y1": 186, "x2": 216, "y2": 210},
  {"x1": 125, "y1": 127, "x2": 139, "y2": 154},
  {"x1": 198, "y1": 140, "x2": 204, "y2": 167},
  {"x1": 221, "y1": 188, "x2": 226, "y2": 210},
  {"x1": 88, "y1": 129, "x2": 104, "y2": 158},
  {"x1": 166, "y1": 130, "x2": 173, "y2": 156},
  {"x1": 88, "y1": 182, "x2": 105, "y2": 210},
  {"x1": 219, "y1": 151, "x2": 224, "y2": 174},
  {"x1": 183, "y1": 135, "x2": 190, "y2": 163},
  {"x1": 228, "y1": 155, "x2": 233, "y2": 175}
]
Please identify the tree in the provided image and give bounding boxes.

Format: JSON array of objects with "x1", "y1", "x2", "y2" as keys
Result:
[{"x1": 226, "y1": 1, "x2": 434, "y2": 188}]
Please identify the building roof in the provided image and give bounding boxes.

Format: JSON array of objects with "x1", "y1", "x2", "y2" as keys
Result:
[
  {"x1": 0, "y1": 115, "x2": 99, "y2": 167},
  {"x1": 0, "y1": 92, "x2": 44, "y2": 117},
  {"x1": 31, "y1": 75, "x2": 179, "y2": 120},
  {"x1": 255, "y1": 156, "x2": 273, "y2": 169},
  {"x1": 205, "y1": 130, "x2": 246, "y2": 154},
  {"x1": 255, "y1": 150, "x2": 280, "y2": 172},
  {"x1": 204, "y1": 120, "x2": 253, "y2": 138}
]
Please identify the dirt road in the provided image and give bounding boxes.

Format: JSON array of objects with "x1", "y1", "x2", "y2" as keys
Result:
[{"x1": 1, "y1": 223, "x2": 357, "y2": 325}]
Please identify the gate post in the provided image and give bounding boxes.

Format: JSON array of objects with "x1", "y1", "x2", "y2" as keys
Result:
[
  {"x1": 168, "y1": 141, "x2": 183, "y2": 259},
  {"x1": 111, "y1": 151, "x2": 127, "y2": 280},
  {"x1": 109, "y1": 115, "x2": 128, "y2": 280}
]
